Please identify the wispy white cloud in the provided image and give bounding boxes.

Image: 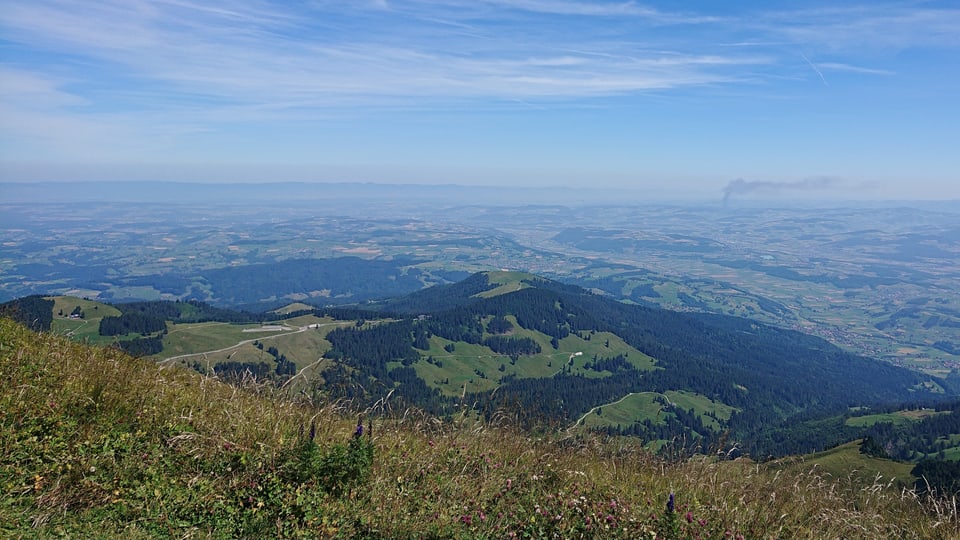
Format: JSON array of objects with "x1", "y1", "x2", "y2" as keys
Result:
[
  {"x1": 0, "y1": 68, "x2": 88, "y2": 109},
  {"x1": 479, "y1": 0, "x2": 662, "y2": 18},
  {"x1": 474, "y1": 0, "x2": 724, "y2": 24},
  {"x1": 754, "y1": 4, "x2": 960, "y2": 51},
  {"x1": 818, "y1": 62, "x2": 893, "y2": 76},
  {"x1": 0, "y1": 0, "x2": 759, "y2": 110},
  {"x1": 3, "y1": 1, "x2": 952, "y2": 113},
  {"x1": 1, "y1": 0, "x2": 958, "y2": 174}
]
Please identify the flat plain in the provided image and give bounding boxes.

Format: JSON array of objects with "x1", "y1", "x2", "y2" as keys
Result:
[{"x1": 2, "y1": 193, "x2": 957, "y2": 374}]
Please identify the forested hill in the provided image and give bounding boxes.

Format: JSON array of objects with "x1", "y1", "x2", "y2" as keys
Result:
[
  {"x1": 327, "y1": 272, "x2": 953, "y2": 457},
  {"x1": 374, "y1": 271, "x2": 501, "y2": 313},
  {"x1": 2, "y1": 272, "x2": 954, "y2": 458}
]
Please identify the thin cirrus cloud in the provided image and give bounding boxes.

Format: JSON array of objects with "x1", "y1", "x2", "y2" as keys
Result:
[
  {"x1": 1, "y1": 0, "x2": 959, "y2": 194},
  {"x1": 752, "y1": 4, "x2": 960, "y2": 51},
  {"x1": 1, "y1": 1, "x2": 955, "y2": 111},
  {"x1": 0, "y1": 0, "x2": 760, "y2": 110},
  {"x1": 818, "y1": 62, "x2": 893, "y2": 76},
  {"x1": 0, "y1": 69, "x2": 89, "y2": 110},
  {"x1": 473, "y1": 0, "x2": 664, "y2": 18},
  {"x1": 0, "y1": 0, "x2": 960, "y2": 105},
  {"x1": 1, "y1": 1, "x2": 950, "y2": 110}
]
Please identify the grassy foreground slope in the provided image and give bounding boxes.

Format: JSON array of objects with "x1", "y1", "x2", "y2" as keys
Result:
[
  {"x1": 773, "y1": 440, "x2": 915, "y2": 488},
  {"x1": 1, "y1": 318, "x2": 956, "y2": 539}
]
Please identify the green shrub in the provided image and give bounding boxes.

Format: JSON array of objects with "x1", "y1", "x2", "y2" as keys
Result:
[{"x1": 285, "y1": 430, "x2": 374, "y2": 497}]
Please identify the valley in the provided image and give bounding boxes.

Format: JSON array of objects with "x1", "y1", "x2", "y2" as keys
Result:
[
  {"x1": 3, "y1": 185, "x2": 959, "y2": 463},
  {"x1": 3, "y1": 190, "x2": 958, "y2": 375}
]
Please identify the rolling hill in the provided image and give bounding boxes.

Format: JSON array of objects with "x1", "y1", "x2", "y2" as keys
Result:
[{"x1": 2, "y1": 271, "x2": 956, "y2": 459}]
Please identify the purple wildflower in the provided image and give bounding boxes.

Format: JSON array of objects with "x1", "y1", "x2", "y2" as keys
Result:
[{"x1": 667, "y1": 492, "x2": 675, "y2": 513}]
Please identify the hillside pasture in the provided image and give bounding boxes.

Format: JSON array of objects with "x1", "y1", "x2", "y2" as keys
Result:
[
  {"x1": 664, "y1": 390, "x2": 739, "y2": 430},
  {"x1": 575, "y1": 390, "x2": 737, "y2": 434},
  {"x1": 157, "y1": 321, "x2": 284, "y2": 360},
  {"x1": 271, "y1": 302, "x2": 315, "y2": 315},
  {"x1": 473, "y1": 271, "x2": 535, "y2": 298},
  {"x1": 774, "y1": 440, "x2": 916, "y2": 488},
  {"x1": 415, "y1": 337, "x2": 509, "y2": 396},
  {"x1": 49, "y1": 296, "x2": 120, "y2": 343},
  {"x1": 575, "y1": 392, "x2": 671, "y2": 430},
  {"x1": 845, "y1": 408, "x2": 946, "y2": 428},
  {"x1": 156, "y1": 316, "x2": 350, "y2": 380},
  {"x1": 413, "y1": 322, "x2": 658, "y2": 398}
]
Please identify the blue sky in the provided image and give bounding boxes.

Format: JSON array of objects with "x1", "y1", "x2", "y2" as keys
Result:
[{"x1": 1, "y1": 0, "x2": 958, "y2": 200}]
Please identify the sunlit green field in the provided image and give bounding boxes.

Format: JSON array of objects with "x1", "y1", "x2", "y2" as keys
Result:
[
  {"x1": 576, "y1": 392, "x2": 670, "y2": 430},
  {"x1": 774, "y1": 440, "x2": 916, "y2": 488},
  {"x1": 413, "y1": 316, "x2": 656, "y2": 397},
  {"x1": 574, "y1": 390, "x2": 736, "y2": 434},
  {"x1": 845, "y1": 409, "x2": 945, "y2": 428},
  {"x1": 49, "y1": 296, "x2": 121, "y2": 344}
]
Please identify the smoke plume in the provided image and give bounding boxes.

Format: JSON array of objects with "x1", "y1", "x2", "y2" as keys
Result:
[{"x1": 722, "y1": 177, "x2": 841, "y2": 204}]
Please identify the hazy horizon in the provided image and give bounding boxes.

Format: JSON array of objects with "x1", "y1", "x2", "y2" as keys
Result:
[{"x1": 3, "y1": 180, "x2": 960, "y2": 209}]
